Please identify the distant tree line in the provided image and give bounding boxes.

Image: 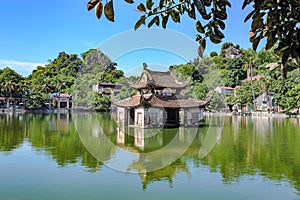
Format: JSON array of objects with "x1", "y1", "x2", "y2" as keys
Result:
[
  {"x1": 1, "y1": 44, "x2": 299, "y2": 112},
  {"x1": 172, "y1": 42, "x2": 300, "y2": 112}
]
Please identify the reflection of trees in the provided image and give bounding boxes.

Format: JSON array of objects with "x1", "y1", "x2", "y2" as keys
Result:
[
  {"x1": 119, "y1": 116, "x2": 300, "y2": 192},
  {"x1": 200, "y1": 116, "x2": 300, "y2": 191},
  {"x1": 74, "y1": 113, "x2": 117, "y2": 166},
  {"x1": 27, "y1": 113, "x2": 102, "y2": 170},
  {"x1": 0, "y1": 113, "x2": 102, "y2": 171},
  {"x1": 0, "y1": 113, "x2": 26, "y2": 152},
  {"x1": 1, "y1": 113, "x2": 300, "y2": 192}
]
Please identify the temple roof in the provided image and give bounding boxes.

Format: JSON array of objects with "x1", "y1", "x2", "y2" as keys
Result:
[
  {"x1": 131, "y1": 67, "x2": 190, "y2": 90},
  {"x1": 50, "y1": 93, "x2": 71, "y2": 98},
  {"x1": 99, "y1": 82, "x2": 122, "y2": 87},
  {"x1": 114, "y1": 94, "x2": 208, "y2": 108}
]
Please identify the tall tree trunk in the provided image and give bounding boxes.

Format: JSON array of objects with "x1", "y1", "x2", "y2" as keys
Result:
[
  {"x1": 249, "y1": 64, "x2": 256, "y2": 110},
  {"x1": 281, "y1": 63, "x2": 287, "y2": 79}
]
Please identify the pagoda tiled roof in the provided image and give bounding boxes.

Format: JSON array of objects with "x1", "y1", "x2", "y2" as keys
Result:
[
  {"x1": 131, "y1": 68, "x2": 190, "y2": 89},
  {"x1": 58, "y1": 93, "x2": 71, "y2": 98},
  {"x1": 114, "y1": 94, "x2": 208, "y2": 108}
]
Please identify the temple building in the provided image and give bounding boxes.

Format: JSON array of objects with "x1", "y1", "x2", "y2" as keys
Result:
[
  {"x1": 114, "y1": 64, "x2": 209, "y2": 128},
  {"x1": 50, "y1": 93, "x2": 72, "y2": 110},
  {"x1": 92, "y1": 82, "x2": 122, "y2": 95}
]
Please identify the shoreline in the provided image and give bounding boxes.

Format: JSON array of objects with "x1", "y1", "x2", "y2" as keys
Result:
[
  {"x1": 204, "y1": 112, "x2": 300, "y2": 118},
  {"x1": 1, "y1": 109, "x2": 300, "y2": 118},
  {"x1": 1, "y1": 108, "x2": 100, "y2": 114}
]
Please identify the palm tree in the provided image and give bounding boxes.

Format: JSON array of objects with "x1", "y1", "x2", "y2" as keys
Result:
[
  {"x1": 3, "y1": 80, "x2": 17, "y2": 108},
  {"x1": 42, "y1": 82, "x2": 52, "y2": 94},
  {"x1": 242, "y1": 49, "x2": 257, "y2": 110},
  {"x1": 54, "y1": 81, "x2": 65, "y2": 92},
  {"x1": 19, "y1": 81, "x2": 29, "y2": 109}
]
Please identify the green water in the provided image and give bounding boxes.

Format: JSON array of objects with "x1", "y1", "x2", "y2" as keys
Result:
[{"x1": 0, "y1": 113, "x2": 300, "y2": 200}]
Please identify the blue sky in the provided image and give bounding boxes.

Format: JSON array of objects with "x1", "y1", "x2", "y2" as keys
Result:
[{"x1": 0, "y1": 0, "x2": 256, "y2": 76}]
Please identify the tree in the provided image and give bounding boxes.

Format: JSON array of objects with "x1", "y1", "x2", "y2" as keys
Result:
[
  {"x1": 26, "y1": 90, "x2": 45, "y2": 109},
  {"x1": 172, "y1": 63, "x2": 196, "y2": 80},
  {"x1": 228, "y1": 80, "x2": 262, "y2": 105},
  {"x1": 209, "y1": 51, "x2": 218, "y2": 57},
  {"x1": 4, "y1": 81, "x2": 17, "y2": 99},
  {"x1": 87, "y1": 0, "x2": 300, "y2": 68},
  {"x1": 269, "y1": 69, "x2": 300, "y2": 111},
  {"x1": 241, "y1": 48, "x2": 257, "y2": 105},
  {"x1": 184, "y1": 82, "x2": 208, "y2": 100},
  {"x1": 115, "y1": 76, "x2": 137, "y2": 100},
  {"x1": 223, "y1": 58, "x2": 247, "y2": 87},
  {"x1": 0, "y1": 67, "x2": 24, "y2": 107},
  {"x1": 244, "y1": 0, "x2": 300, "y2": 68},
  {"x1": 94, "y1": 94, "x2": 111, "y2": 111},
  {"x1": 207, "y1": 91, "x2": 226, "y2": 112}
]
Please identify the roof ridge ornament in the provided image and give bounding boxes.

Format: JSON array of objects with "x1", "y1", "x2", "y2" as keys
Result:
[
  {"x1": 131, "y1": 64, "x2": 190, "y2": 90},
  {"x1": 143, "y1": 63, "x2": 148, "y2": 70}
]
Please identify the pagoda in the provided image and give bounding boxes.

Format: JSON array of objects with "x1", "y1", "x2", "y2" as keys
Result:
[{"x1": 114, "y1": 63, "x2": 209, "y2": 128}]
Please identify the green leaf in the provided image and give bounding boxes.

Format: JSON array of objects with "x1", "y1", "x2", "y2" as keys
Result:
[
  {"x1": 214, "y1": 27, "x2": 224, "y2": 39},
  {"x1": 174, "y1": 5, "x2": 182, "y2": 14},
  {"x1": 209, "y1": 33, "x2": 222, "y2": 44},
  {"x1": 146, "y1": 0, "x2": 154, "y2": 10},
  {"x1": 170, "y1": 10, "x2": 180, "y2": 23},
  {"x1": 196, "y1": 34, "x2": 202, "y2": 41},
  {"x1": 221, "y1": 0, "x2": 231, "y2": 7},
  {"x1": 216, "y1": 19, "x2": 225, "y2": 30},
  {"x1": 87, "y1": 0, "x2": 99, "y2": 11},
  {"x1": 242, "y1": 0, "x2": 250, "y2": 10},
  {"x1": 202, "y1": 13, "x2": 211, "y2": 20},
  {"x1": 95, "y1": 2, "x2": 103, "y2": 19},
  {"x1": 159, "y1": 0, "x2": 166, "y2": 8},
  {"x1": 176, "y1": 13, "x2": 181, "y2": 23},
  {"x1": 196, "y1": 21, "x2": 205, "y2": 33},
  {"x1": 170, "y1": 10, "x2": 176, "y2": 22},
  {"x1": 137, "y1": 3, "x2": 146, "y2": 12},
  {"x1": 200, "y1": 38, "x2": 206, "y2": 49},
  {"x1": 195, "y1": 0, "x2": 207, "y2": 16},
  {"x1": 148, "y1": 16, "x2": 159, "y2": 28},
  {"x1": 162, "y1": 13, "x2": 169, "y2": 28},
  {"x1": 251, "y1": 12, "x2": 265, "y2": 31},
  {"x1": 244, "y1": 10, "x2": 255, "y2": 22},
  {"x1": 134, "y1": 16, "x2": 146, "y2": 30},
  {"x1": 203, "y1": 0, "x2": 212, "y2": 6},
  {"x1": 213, "y1": 10, "x2": 227, "y2": 20},
  {"x1": 104, "y1": 1, "x2": 115, "y2": 22},
  {"x1": 124, "y1": 0, "x2": 134, "y2": 4},
  {"x1": 188, "y1": 3, "x2": 196, "y2": 19}
]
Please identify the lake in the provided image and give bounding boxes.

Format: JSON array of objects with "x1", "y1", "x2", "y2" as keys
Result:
[{"x1": 0, "y1": 112, "x2": 300, "y2": 200}]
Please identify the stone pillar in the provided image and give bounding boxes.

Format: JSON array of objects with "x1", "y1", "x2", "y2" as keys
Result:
[
  {"x1": 179, "y1": 109, "x2": 185, "y2": 126},
  {"x1": 67, "y1": 101, "x2": 70, "y2": 109},
  {"x1": 58, "y1": 100, "x2": 61, "y2": 109}
]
